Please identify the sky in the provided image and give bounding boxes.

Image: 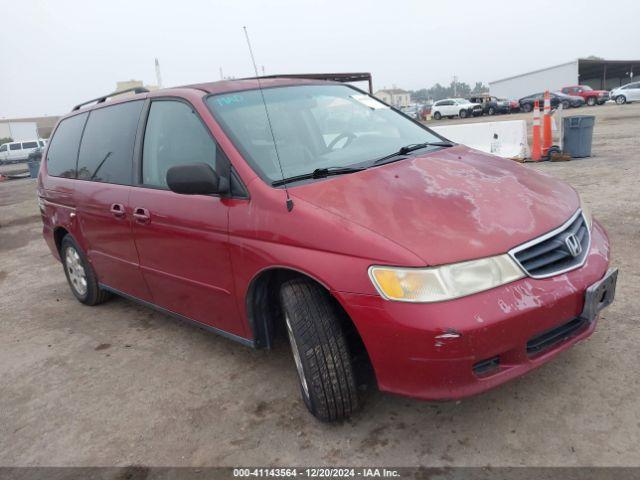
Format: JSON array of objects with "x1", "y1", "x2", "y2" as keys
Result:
[{"x1": 1, "y1": 0, "x2": 639, "y2": 118}]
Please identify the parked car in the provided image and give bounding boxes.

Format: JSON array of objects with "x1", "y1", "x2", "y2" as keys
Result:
[
  {"x1": 418, "y1": 102, "x2": 433, "y2": 120},
  {"x1": 39, "y1": 79, "x2": 616, "y2": 421},
  {"x1": 0, "y1": 139, "x2": 46, "y2": 164},
  {"x1": 519, "y1": 92, "x2": 584, "y2": 112},
  {"x1": 610, "y1": 81, "x2": 640, "y2": 104},
  {"x1": 431, "y1": 98, "x2": 483, "y2": 120},
  {"x1": 509, "y1": 99, "x2": 520, "y2": 112},
  {"x1": 400, "y1": 105, "x2": 420, "y2": 119},
  {"x1": 561, "y1": 85, "x2": 609, "y2": 106},
  {"x1": 467, "y1": 95, "x2": 511, "y2": 115}
]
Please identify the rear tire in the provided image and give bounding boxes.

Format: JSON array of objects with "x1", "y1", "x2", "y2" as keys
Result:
[
  {"x1": 433, "y1": 111, "x2": 442, "y2": 120},
  {"x1": 488, "y1": 106, "x2": 496, "y2": 115},
  {"x1": 280, "y1": 278, "x2": 359, "y2": 422},
  {"x1": 587, "y1": 97, "x2": 596, "y2": 106},
  {"x1": 459, "y1": 109, "x2": 468, "y2": 118},
  {"x1": 562, "y1": 100, "x2": 570, "y2": 109},
  {"x1": 61, "y1": 235, "x2": 111, "y2": 306},
  {"x1": 616, "y1": 95, "x2": 627, "y2": 105},
  {"x1": 522, "y1": 103, "x2": 532, "y2": 113}
]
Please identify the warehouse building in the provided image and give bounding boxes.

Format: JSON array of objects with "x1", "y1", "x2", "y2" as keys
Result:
[{"x1": 489, "y1": 58, "x2": 640, "y2": 100}]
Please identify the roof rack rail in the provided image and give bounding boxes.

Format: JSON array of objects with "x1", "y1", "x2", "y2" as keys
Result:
[
  {"x1": 71, "y1": 87, "x2": 150, "y2": 111},
  {"x1": 239, "y1": 72, "x2": 373, "y2": 93}
]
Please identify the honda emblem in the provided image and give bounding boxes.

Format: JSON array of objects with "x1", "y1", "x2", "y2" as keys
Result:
[{"x1": 565, "y1": 234, "x2": 582, "y2": 257}]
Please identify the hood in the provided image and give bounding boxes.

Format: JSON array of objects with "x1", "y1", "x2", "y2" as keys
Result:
[{"x1": 291, "y1": 146, "x2": 579, "y2": 266}]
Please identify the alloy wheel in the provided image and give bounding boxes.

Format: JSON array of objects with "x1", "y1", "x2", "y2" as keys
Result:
[{"x1": 65, "y1": 246, "x2": 87, "y2": 296}]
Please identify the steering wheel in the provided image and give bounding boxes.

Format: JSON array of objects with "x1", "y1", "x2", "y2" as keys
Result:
[{"x1": 328, "y1": 132, "x2": 356, "y2": 150}]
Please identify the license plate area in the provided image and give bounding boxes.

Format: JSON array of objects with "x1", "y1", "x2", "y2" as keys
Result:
[{"x1": 579, "y1": 268, "x2": 618, "y2": 322}]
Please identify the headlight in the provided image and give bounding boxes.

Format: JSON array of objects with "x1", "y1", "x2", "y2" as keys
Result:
[
  {"x1": 579, "y1": 195, "x2": 593, "y2": 230},
  {"x1": 369, "y1": 254, "x2": 525, "y2": 303}
]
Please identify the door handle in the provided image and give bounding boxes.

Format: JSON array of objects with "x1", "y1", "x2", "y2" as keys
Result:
[
  {"x1": 133, "y1": 207, "x2": 150, "y2": 224},
  {"x1": 110, "y1": 203, "x2": 125, "y2": 218}
]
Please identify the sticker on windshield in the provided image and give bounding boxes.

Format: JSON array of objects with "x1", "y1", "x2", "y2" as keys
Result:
[
  {"x1": 214, "y1": 94, "x2": 245, "y2": 107},
  {"x1": 351, "y1": 94, "x2": 389, "y2": 110}
]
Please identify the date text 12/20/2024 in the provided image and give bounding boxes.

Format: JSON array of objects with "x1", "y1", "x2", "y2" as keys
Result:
[{"x1": 233, "y1": 468, "x2": 400, "y2": 477}]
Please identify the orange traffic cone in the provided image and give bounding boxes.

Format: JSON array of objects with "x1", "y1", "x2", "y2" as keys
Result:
[
  {"x1": 542, "y1": 91, "x2": 552, "y2": 156},
  {"x1": 531, "y1": 100, "x2": 542, "y2": 161}
]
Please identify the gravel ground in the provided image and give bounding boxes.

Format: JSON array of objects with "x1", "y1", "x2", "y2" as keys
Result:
[{"x1": 0, "y1": 102, "x2": 639, "y2": 467}]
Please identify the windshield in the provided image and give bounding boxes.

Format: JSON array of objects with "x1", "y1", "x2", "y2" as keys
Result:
[
  {"x1": 582, "y1": 85, "x2": 593, "y2": 91},
  {"x1": 206, "y1": 84, "x2": 443, "y2": 184}
]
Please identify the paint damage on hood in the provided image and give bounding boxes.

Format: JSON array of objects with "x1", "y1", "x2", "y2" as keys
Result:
[{"x1": 291, "y1": 145, "x2": 580, "y2": 265}]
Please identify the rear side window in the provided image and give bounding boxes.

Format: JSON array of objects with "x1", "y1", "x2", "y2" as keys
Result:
[
  {"x1": 77, "y1": 101, "x2": 143, "y2": 184},
  {"x1": 142, "y1": 100, "x2": 217, "y2": 188},
  {"x1": 22, "y1": 141, "x2": 38, "y2": 149},
  {"x1": 10, "y1": 144, "x2": 21, "y2": 150},
  {"x1": 47, "y1": 113, "x2": 88, "y2": 178}
]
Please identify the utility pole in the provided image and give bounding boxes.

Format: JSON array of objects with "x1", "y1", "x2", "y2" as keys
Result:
[
  {"x1": 154, "y1": 58, "x2": 163, "y2": 89},
  {"x1": 220, "y1": 67, "x2": 224, "y2": 80},
  {"x1": 453, "y1": 75, "x2": 458, "y2": 97}
]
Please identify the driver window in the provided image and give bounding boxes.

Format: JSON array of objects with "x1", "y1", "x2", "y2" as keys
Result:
[{"x1": 142, "y1": 100, "x2": 217, "y2": 188}]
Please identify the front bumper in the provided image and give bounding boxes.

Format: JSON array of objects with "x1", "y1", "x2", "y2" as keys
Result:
[{"x1": 336, "y1": 220, "x2": 612, "y2": 401}]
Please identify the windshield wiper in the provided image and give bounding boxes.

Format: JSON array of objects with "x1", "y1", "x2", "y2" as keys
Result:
[
  {"x1": 272, "y1": 166, "x2": 366, "y2": 187},
  {"x1": 372, "y1": 141, "x2": 455, "y2": 166}
]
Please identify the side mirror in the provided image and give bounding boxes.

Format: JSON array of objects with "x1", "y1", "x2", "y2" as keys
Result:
[{"x1": 166, "y1": 163, "x2": 229, "y2": 196}]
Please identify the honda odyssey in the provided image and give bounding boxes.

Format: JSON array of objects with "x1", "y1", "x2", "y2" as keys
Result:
[{"x1": 38, "y1": 78, "x2": 617, "y2": 421}]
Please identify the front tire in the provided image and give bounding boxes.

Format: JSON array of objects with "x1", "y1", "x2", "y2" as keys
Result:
[
  {"x1": 280, "y1": 279, "x2": 359, "y2": 422},
  {"x1": 459, "y1": 109, "x2": 468, "y2": 118},
  {"x1": 522, "y1": 103, "x2": 532, "y2": 113},
  {"x1": 616, "y1": 95, "x2": 627, "y2": 105},
  {"x1": 562, "y1": 100, "x2": 570, "y2": 109},
  {"x1": 488, "y1": 106, "x2": 496, "y2": 115},
  {"x1": 61, "y1": 236, "x2": 111, "y2": 306},
  {"x1": 587, "y1": 97, "x2": 596, "y2": 106}
]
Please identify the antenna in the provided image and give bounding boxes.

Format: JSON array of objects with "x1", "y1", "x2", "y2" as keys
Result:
[
  {"x1": 155, "y1": 58, "x2": 163, "y2": 89},
  {"x1": 243, "y1": 26, "x2": 293, "y2": 212}
]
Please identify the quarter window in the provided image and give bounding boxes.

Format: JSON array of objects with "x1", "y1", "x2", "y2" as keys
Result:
[
  {"x1": 47, "y1": 113, "x2": 88, "y2": 178},
  {"x1": 142, "y1": 100, "x2": 218, "y2": 188},
  {"x1": 77, "y1": 101, "x2": 143, "y2": 184}
]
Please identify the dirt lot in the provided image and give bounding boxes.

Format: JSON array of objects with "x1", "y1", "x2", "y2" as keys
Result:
[{"x1": 1, "y1": 103, "x2": 639, "y2": 467}]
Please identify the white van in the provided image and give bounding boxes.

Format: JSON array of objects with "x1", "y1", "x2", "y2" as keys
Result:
[{"x1": 0, "y1": 139, "x2": 46, "y2": 164}]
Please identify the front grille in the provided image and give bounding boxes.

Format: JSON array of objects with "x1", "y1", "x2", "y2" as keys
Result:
[
  {"x1": 510, "y1": 210, "x2": 589, "y2": 278},
  {"x1": 527, "y1": 317, "x2": 589, "y2": 356}
]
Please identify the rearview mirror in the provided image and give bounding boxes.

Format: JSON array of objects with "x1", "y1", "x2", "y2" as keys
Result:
[{"x1": 166, "y1": 163, "x2": 229, "y2": 195}]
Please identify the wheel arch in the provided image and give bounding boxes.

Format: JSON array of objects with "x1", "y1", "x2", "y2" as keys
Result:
[
  {"x1": 245, "y1": 266, "x2": 373, "y2": 371},
  {"x1": 53, "y1": 226, "x2": 70, "y2": 255}
]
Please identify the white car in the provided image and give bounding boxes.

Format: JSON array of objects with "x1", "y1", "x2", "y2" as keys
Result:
[
  {"x1": 431, "y1": 98, "x2": 483, "y2": 120},
  {"x1": 610, "y1": 81, "x2": 640, "y2": 104},
  {"x1": 0, "y1": 139, "x2": 46, "y2": 164}
]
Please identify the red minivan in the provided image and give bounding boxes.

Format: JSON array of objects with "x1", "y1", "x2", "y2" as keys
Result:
[{"x1": 38, "y1": 78, "x2": 617, "y2": 421}]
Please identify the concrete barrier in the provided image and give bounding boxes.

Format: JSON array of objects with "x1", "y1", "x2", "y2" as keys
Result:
[{"x1": 432, "y1": 120, "x2": 530, "y2": 160}]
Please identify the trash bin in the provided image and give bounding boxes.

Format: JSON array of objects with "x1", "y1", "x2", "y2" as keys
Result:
[
  {"x1": 563, "y1": 115, "x2": 595, "y2": 158},
  {"x1": 27, "y1": 160, "x2": 41, "y2": 178}
]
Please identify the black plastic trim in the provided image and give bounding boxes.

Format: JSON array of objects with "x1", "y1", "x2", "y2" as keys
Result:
[{"x1": 99, "y1": 284, "x2": 256, "y2": 348}]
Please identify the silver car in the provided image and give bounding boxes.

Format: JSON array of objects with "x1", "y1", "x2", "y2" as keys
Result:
[{"x1": 610, "y1": 81, "x2": 640, "y2": 104}]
